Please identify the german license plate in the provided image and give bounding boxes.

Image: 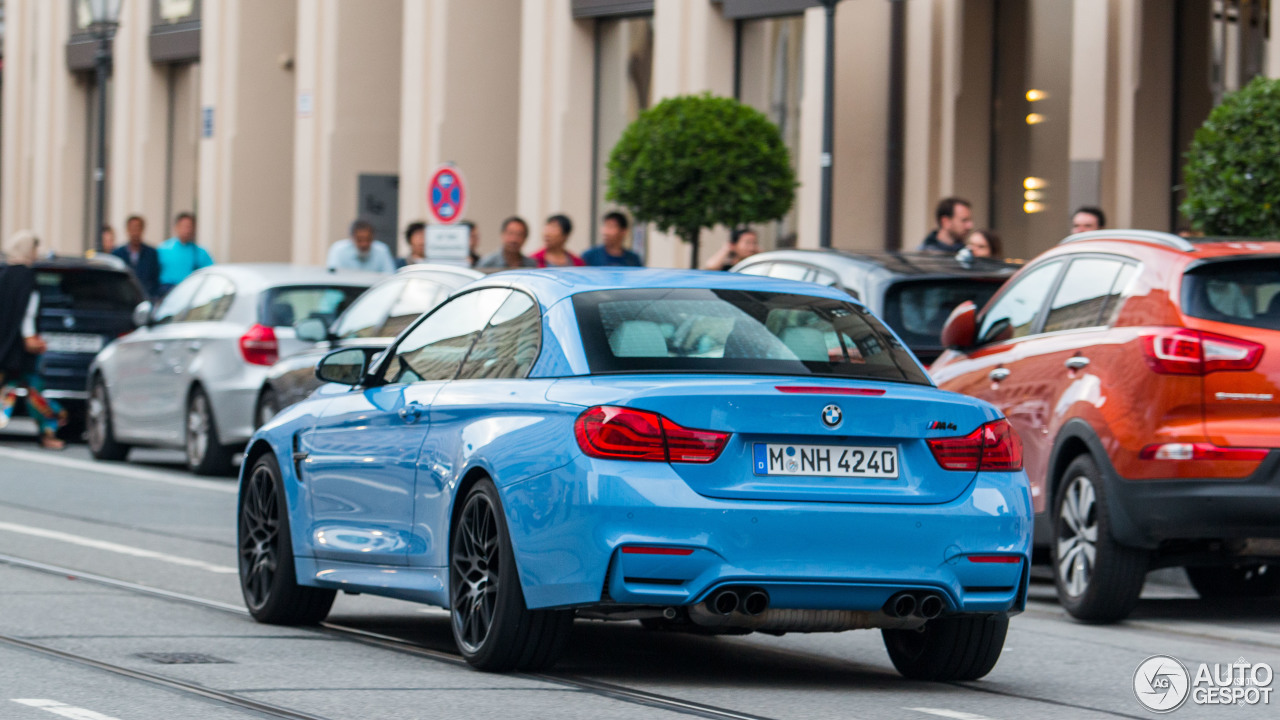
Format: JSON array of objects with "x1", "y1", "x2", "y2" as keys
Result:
[
  {"x1": 753, "y1": 443, "x2": 899, "y2": 478},
  {"x1": 42, "y1": 332, "x2": 104, "y2": 354}
]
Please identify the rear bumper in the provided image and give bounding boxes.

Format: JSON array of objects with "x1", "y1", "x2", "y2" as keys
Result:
[
  {"x1": 501, "y1": 455, "x2": 1033, "y2": 614},
  {"x1": 1105, "y1": 451, "x2": 1280, "y2": 548}
]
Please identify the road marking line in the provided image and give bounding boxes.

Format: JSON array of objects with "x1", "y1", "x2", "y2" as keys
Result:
[
  {"x1": 909, "y1": 709, "x2": 995, "y2": 720},
  {"x1": 0, "y1": 522, "x2": 236, "y2": 574},
  {"x1": 0, "y1": 447, "x2": 237, "y2": 494},
  {"x1": 12, "y1": 699, "x2": 122, "y2": 720}
]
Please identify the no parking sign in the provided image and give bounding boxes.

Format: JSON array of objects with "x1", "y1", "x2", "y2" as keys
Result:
[{"x1": 427, "y1": 165, "x2": 466, "y2": 225}]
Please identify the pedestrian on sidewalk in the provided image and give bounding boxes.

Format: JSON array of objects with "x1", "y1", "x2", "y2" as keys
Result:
[
  {"x1": 476, "y1": 217, "x2": 538, "y2": 269},
  {"x1": 398, "y1": 221, "x2": 427, "y2": 268},
  {"x1": 327, "y1": 219, "x2": 397, "y2": 274},
  {"x1": 0, "y1": 231, "x2": 67, "y2": 450},
  {"x1": 919, "y1": 198, "x2": 973, "y2": 254},
  {"x1": 582, "y1": 212, "x2": 643, "y2": 267},
  {"x1": 531, "y1": 215, "x2": 584, "y2": 268},
  {"x1": 703, "y1": 227, "x2": 760, "y2": 271},
  {"x1": 111, "y1": 215, "x2": 161, "y2": 298},
  {"x1": 157, "y1": 212, "x2": 213, "y2": 295},
  {"x1": 1071, "y1": 206, "x2": 1106, "y2": 234}
]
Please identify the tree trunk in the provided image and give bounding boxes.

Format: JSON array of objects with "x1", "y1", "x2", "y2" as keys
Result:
[{"x1": 682, "y1": 228, "x2": 701, "y2": 270}]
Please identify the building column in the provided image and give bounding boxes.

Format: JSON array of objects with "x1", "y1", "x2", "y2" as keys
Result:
[
  {"x1": 292, "y1": 0, "x2": 402, "y2": 266},
  {"x1": 199, "y1": 0, "x2": 297, "y2": 263},
  {"x1": 1068, "y1": 0, "x2": 1109, "y2": 217},
  {"x1": 1, "y1": 0, "x2": 90, "y2": 255},
  {"x1": 648, "y1": 0, "x2": 735, "y2": 268},
  {"x1": 107, "y1": 0, "x2": 169, "y2": 241},
  {"x1": 516, "y1": 0, "x2": 593, "y2": 257},
  {"x1": 1272, "y1": 1, "x2": 1280, "y2": 78}
]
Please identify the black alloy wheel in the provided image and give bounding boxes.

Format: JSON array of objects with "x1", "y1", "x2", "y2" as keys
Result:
[
  {"x1": 449, "y1": 479, "x2": 572, "y2": 672},
  {"x1": 238, "y1": 453, "x2": 335, "y2": 624}
]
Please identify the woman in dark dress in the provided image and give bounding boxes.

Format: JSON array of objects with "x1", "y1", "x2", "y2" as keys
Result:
[{"x1": 0, "y1": 231, "x2": 65, "y2": 449}]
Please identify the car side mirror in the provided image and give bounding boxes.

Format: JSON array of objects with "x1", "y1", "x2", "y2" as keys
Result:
[
  {"x1": 132, "y1": 301, "x2": 153, "y2": 328},
  {"x1": 295, "y1": 317, "x2": 330, "y2": 343},
  {"x1": 316, "y1": 348, "x2": 370, "y2": 386},
  {"x1": 940, "y1": 300, "x2": 977, "y2": 349}
]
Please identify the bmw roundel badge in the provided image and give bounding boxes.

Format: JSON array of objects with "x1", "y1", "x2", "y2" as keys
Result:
[{"x1": 821, "y1": 404, "x2": 842, "y2": 428}]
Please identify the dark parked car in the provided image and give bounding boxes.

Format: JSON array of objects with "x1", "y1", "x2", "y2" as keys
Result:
[
  {"x1": 255, "y1": 263, "x2": 482, "y2": 426},
  {"x1": 16, "y1": 254, "x2": 145, "y2": 440},
  {"x1": 731, "y1": 250, "x2": 1020, "y2": 364}
]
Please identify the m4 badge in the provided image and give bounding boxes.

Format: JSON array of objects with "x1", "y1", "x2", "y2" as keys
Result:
[{"x1": 928, "y1": 420, "x2": 957, "y2": 431}]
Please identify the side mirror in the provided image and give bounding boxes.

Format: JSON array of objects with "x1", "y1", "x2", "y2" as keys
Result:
[
  {"x1": 132, "y1": 301, "x2": 153, "y2": 328},
  {"x1": 316, "y1": 348, "x2": 369, "y2": 386},
  {"x1": 295, "y1": 317, "x2": 330, "y2": 343},
  {"x1": 940, "y1": 300, "x2": 977, "y2": 349}
]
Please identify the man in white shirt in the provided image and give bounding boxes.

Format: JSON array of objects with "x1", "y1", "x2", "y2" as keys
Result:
[{"x1": 327, "y1": 219, "x2": 396, "y2": 274}]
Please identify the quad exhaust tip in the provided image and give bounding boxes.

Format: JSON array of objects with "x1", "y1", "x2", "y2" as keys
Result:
[
  {"x1": 741, "y1": 590, "x2": 770, "y2": 616},
  {"x1": 704, "y1": 587, "x2": 770, "y2": 616},
  {"x1": 709, "y1": 589, "x2": 739, "y2": 615},
  {"x1": 885, "y1": 591, "x2": 946, "y2": 619}
]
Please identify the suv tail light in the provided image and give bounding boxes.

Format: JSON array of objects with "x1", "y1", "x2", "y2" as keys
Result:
[
  {"x1": 1141, "y1": 328, "x2": 1263, "y2": 375},
  {"x1": 574, "y1": 405, "x2": 729, "y2": 464},
  {"x1": 239, "y1": 324, "x2": 279, "y2": 366},
  {"x1": 1139, "y1": 443, "x2": 1269, "y2": 462},
  {"x1": 928, "y1": 418, "x2": 1024, "y2": 472}
]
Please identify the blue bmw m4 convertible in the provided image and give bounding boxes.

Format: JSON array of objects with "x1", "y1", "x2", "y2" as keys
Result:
[{"x1": 238, "y1": 268, "x2": 1032, "y2": 679}]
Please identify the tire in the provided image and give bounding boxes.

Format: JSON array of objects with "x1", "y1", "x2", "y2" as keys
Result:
[
  {"x1": 882, "y1": 614, "x2": 1009, "y2": 681},
  {"x1": 186, "y1": 387, "x2": 234, "y2": 476},
  {"x1": 238, "y1": 453, "x2": 336, "y2": 625},
  {"x1": 450, "y1": 479, "x2": 572, "y2": 672},
  {"x1": 57, "y1": 405, "x2": 86, "y2": 443},
  {"x1": 1051, "y1": 455, "x2": 1149, "y2": 623},
  {"x1": 255, "y1": 387, "x2": 279, "y2": 431},
  {"x1": 87, "y1": 379, "x2": 130, "y2": 461},
  {"x1": 1186, "y1": 564, "x2": 1280, "y2": 598}
]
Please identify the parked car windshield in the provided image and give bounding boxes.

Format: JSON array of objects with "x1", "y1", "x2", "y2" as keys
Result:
[
  {"x1": 262, "y1": 286, "x2": 366, "y2": 328},
  {"x1": 1182, "y1": 258, "x2": 1280, "y2": 330},
  {"x1": 882, "y1": 279, "x2": 1003, "y2": 347},
  {"x1": 572, "y1": 288, "x2": 931, "y2": 385},
  {"x1": 35, "y1": 269, "x2": 143, "y2": 312}
]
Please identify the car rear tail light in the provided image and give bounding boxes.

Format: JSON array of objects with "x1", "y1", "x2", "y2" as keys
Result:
[
  {"x1": 966, "y1": 555, "x2": 1023, "y2": 564},
  {"x1": 239, "y1": 324, "x2": 279, "y2": 366},
  {"x1": 620, "y1": 546, "x2": 695, "y2": 556},
  {"x1": 1139, "y1": 442, "x2": 1269, "y2": 462},
  {"x1": 775, "y1": 386, "x2": 887, "y2": 396},
  {"x1": 928, "y1": 418, "x2": 1024, "y2": 472},
  {"x1": 1141, "y1": 328, "x2": 1263, "y2": 375},
  {"x1": 574, "y1": 405, "x2": 729, "y2": 464}
]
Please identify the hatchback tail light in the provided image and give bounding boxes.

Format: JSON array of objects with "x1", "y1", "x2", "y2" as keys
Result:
[
  {"x1": 239, "y1": 324, "x2": 279, "y2": 366},
  {"x1": 1141, "y1": 328, "x2": 1263, "y2": 375},
  {"x1": 574, "y1": 405, "x2": 729, "y2": 464},
  {"x1": 1139, "y1": 442, "x2": 1269, "y2": 462},
  {"x1": 928, "y1": 418, "x2": 1024, "y2": 472}
]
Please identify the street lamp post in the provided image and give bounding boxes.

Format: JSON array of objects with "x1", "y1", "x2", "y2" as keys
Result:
[
  {"x1": 817, "y1": 0, "x2": 842, "y2": 249},
  {"x1": 88, "y1": 0, "x2": 122, "y2": 252}
]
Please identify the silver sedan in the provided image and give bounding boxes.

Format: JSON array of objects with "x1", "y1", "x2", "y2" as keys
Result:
[{"x1": 86, "y1": 264, "x2": 381, "y2": 475}]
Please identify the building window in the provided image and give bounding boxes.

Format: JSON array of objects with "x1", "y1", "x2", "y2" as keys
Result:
[
  {"x1": 735, "y1": 15, "x2": 804, "y2": 250},
  {"x1": 592, "y1": 16, "x2": 654, "y2": 245},
  {"x1": 991, "y1": 0, "x2": 1073, "y2": 257},
  {"x1": 1211, "y1": 0, "x2": 1270, "y2": 104}
]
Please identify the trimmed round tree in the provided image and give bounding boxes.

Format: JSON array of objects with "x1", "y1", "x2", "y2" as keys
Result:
[
  {"x1": 607, "y1": 94, "x2": 796, "y2": 268},
  {"x1": 1182, "y1": 76, "x2": 1280, "y2": 237}
]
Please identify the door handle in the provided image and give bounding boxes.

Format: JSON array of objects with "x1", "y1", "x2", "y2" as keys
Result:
[
  {"x1": 152, "y1": 343, "x2": 164, "y2": 354},
  {"x1": 988, "y1": 368, "x2": 1011, "y2": 382},
  {"x1": 187, "y1": 342, "x2": 202, "y2": 352},
  {"x1": 1065, "y1": 356, "x2": 1090, "y2": 371},
  {"x1": 397, "y1": 402, "x2": 427, "y2": 423}
]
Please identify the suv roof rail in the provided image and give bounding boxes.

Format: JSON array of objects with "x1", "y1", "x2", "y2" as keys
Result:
[{"x1": 1058, "y1": 229, "x2": 1195, "y2": 252}]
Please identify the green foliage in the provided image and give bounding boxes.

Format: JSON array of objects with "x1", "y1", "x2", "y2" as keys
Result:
[
  {"x1": 607, "y1": 94, "x2": 796, "y2": 265},
  {"x1": 1182, "y1": 76, "x2": 1280, "y2": 237}
]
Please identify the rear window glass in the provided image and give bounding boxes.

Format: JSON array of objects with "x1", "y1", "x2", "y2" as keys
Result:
[
  {"x1": 1182, "y1": 259, "x2": 1280, "y2": 330},
  {"x1": 572, "y1": 288, "x2": 931, "y2": 385},
  {"x1": 35, "y1": 269, "x2": 143, "y2": 312},
  {"x1": 263, "y1": 286, "x2": 366, "y2": 328},
  {"x1": 882, "y1": 280, "x2": 1002, "y2": 346}
]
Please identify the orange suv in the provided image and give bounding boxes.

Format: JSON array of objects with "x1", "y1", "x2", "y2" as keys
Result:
[{"x1": 930, "y1": 230, "x2": 1280, "y2": 622}]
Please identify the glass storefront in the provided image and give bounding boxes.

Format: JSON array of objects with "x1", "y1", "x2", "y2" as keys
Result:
[
  {"x1": 736, "y1": 15, "x2": 804, "y2": 250},
  {"x1": 593, "y1": 16, "x2": 654, "y2": 246}
]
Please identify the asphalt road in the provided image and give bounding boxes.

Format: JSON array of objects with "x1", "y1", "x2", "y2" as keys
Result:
[{"x1": 1, "y1": 423, "x2": 1278, "y2": 720}]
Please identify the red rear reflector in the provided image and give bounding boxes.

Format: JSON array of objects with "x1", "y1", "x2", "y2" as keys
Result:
[
  {"x1": 574, "y1": 406, "x2": 729, "y2": 464},
  {"x1": 1139, "y1": 443, "x2": 1269, "y2": 462},
  {"x1": 239, "y1": 324, "x2": 279, "y2": 366},
  {"x1": 928, "y1": 418, "x2": 1023, "y2": 472},
  {"x1": 1141, "y1": 328, "x2": 1263, "y2": 375},
  {"x1": 620, "y1": 546, "x2": 695, "y2": 556},
  {"x1": 775, "y1": 386, "x2": 886, "y2": 396},
  {"x1": 967, "y1": 555, "x2": 1022, "y2": 564}
]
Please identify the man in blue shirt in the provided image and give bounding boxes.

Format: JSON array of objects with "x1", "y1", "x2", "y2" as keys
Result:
[
  {"x1": 582, "y1": 212, "x2": 643, "y2": 267},
  {"x1": 327, "y1": 219, "x2": 397, "y2": 274},
  {"x1": 157, "y1": 212, "x2": 213, "y2": 295},
  {"x1": 111, "y1": 215, "x2": 161, "y2": 298}
]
